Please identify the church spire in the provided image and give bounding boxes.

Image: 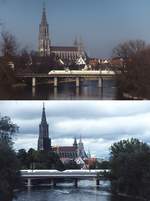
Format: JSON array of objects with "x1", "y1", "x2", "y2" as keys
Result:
[
  {"x1": 39, "y1": 3, "x2": 51, "y2": 56},
  {"x1": 41, "y1": 102, "x2": 47, "y2": 123},
  {"x1": 73, "y1": 137, "x2": 78, "y2": 148},
  {"x1": 74, "y1": 36, "x2": 78, "y2": 47},
  {"x1": 79, "y1": 135, "x2": 82, "y2": 143},
  {"x1": 38, "y1": 103, "x2": 51, "y2": 151},
  {"x1": 41, "y1": 2, "x2": 47, "y2": 25}
]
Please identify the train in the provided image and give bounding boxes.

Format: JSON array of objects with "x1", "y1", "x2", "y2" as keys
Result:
[
  {"x1": 48, "y1": 70, "x2": 115, "y2": 75},
  {"x1": 20, "y1": 169, "x2": 110, "y2": 174}
]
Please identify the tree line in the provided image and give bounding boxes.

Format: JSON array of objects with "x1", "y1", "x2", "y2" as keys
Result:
[{"x1": 1, "y1": 117, "x2": 150, "y2": 201}]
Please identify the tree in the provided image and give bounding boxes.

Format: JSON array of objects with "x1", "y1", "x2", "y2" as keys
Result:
[
  {"x1": 110, "y1": 138, "x2": 150, "y2": 199},
  {"x1": 96, "y1": 160, "x2": 110, "y2": 169},
  {"x1": 36, "y1": 150, "x2": 64, "y2": 171},
  {"x1": 124, "y1": 48, "x2": 150, "y2": 98},
  {"x1": 17, "y1": 149, "x2": 28, "y2": 169},
  {"x1": 27, "y1": 148, "x2": 38, "y2": 169},
  {"x1": 112, "y1": 40, "x2": 150, "y2": 98},
  {"x1": 0, "y1": 31, "x2": 19, "y2": 87},
  {"x1": 64, "y1": 160, "x2": 80, "y2": 170},
  {"x1": 0, "y1": 143, "x2": 20, "y2": 201},
  {"x1": 0, "y1": 116, "x2": 19, "y2": 146},
  {"x1": 0, "y1": 31, "x2": 18, "y2": 61},
  {"x1": 0, "y1": 116, "x2": 20, "y2": 201},
  {"x1": 113, "y1": 40, "x2": 146, "y2": 60},
  {"x1": 17, "y1": 149, "x2": 65, "y2": 171}
]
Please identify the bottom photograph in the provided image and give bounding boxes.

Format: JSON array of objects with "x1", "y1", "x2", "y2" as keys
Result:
[{"x1": 0, "y1": 101, "x2": 150, "y2": 201}]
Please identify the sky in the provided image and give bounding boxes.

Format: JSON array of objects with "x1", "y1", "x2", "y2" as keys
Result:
[
  {"x1": 1, "y1": 101, "x2": 150, "y2": 158},
  {"x1": 0, "y1": 0, "x2": 150, "y2": 57}
]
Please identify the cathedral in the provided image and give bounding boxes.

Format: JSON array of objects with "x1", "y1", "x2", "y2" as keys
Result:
[
  {"x1": 38, "y1": 5, "x2": 86, "y2": 62},
  {"x1": 37, "y1": 104, "x2": 87, "y2": 162}
]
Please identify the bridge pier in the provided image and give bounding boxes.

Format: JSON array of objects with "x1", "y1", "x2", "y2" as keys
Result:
[
  {"x1": 54, "y1": 77, "x2": 58, "y2": 87},
  {"x1": 96, "y1": 179, "x2": 100, "y2": 186},
  {"x1": 74, "y1": 178, "x2": 78, "y2": 187},
  {"x1": 98, "y1": 77, "x2": 103, "y2": 88},
  {"x1": 32, "y1": 77, "x2": 36, "y2": 87},
  {"x1": 52, "y1": 179, "x2": 57, "y2": 187},
  {"x1": 54, "y1": 87, "x2": 58, "y2": 98},
  {"x1": 32, "y1": 87, "x2": 36, "y2": 97},
  {"x1": 76, "y1": 87, "x2": 80, "y2": 96},
  {"x1": 27, "y1": 178, "x2": 32, "y2": 187},
  {"x1": 76, "y1": 77, "x2": 80, "y2": 87}
]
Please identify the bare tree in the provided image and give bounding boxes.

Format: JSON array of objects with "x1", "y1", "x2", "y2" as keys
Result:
[
  {"x1": 0, "y1": 31, "x2": 18, "y2": 60},
  {"x1": 0, "y1": 31, "x2": 19, "y2": 86},
  {"x1": 113, "y1": 40, "x2": 146, "y2": 59},
  {"x1": 112, "y1": 40, "x2": 150, "y2": 98}
]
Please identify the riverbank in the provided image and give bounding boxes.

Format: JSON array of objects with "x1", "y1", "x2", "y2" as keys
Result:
[
  {"x1": 12, "y1": 83, "x2": 27, "y2": 88},
  {"x1": 123, "y1": 92, "x2": 148, "y2": 100},
  {"x1": 118, "y1": 193, "x2": 148, "y2": 201}
]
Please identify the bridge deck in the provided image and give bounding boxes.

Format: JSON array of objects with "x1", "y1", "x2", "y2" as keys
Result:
[{"x1": 21, "y1": 169, "x2": 109, "y2": 179}]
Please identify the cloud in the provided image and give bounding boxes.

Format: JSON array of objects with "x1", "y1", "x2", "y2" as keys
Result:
[{"x1": 1, "y1": 101, "x2": 150, "y2": 157}]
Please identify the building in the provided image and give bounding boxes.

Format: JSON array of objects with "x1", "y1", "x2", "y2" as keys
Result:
[
  {"x1": 52, "y1": 137, "x2": 87, "y2": 163},
  {"x1": 110, "y1": 57, "x2": 124, "y2": 66},
  {"x1": 37, "y1": 104, "x2": 87, "y2": 163},
  {"x1": 52, "y1": 140, "x2": 78, "y2": 163},
  {"x1": 38, "y1": 5, "x2": 86, "y2": 62},
  {"x1": 38, "y1": 6, "x2": 51, "y2": 57},
  {"x1": 37, "y1": 104, "x2": 51, "y2": 151}
]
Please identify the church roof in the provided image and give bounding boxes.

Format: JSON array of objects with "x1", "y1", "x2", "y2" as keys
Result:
[
  {"x1": 52, "y1": 146, "x2": 76, "y2": 152},
  {"x1": 51, "y1": 46, "x2": 78, "y2": 52}
]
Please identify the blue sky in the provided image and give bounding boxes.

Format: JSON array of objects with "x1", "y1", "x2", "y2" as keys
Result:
[
  {"x1": 0, "y1": 0, "x2": 150, "y2": 57},
  {"x1": 1, "y1": 101, "x2": 150, "y2": 158}
]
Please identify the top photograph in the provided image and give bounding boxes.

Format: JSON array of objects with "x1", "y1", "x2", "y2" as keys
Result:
[{"x1": 0, "y1": 0, "x2": 149, "y2": 100}]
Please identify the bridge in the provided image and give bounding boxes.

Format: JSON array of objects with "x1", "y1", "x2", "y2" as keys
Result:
[
  {"x1": 21, "y1": 169, "x2": 109, "y2": 187},
  {"x1": 16, "y1": 70, "x2": 116, "y2": 87}
]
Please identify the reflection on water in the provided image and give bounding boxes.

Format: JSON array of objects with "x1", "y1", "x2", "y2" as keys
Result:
[
  {"x1": 13, "y1": 180, "x2": 140, "y2": 201},
  {"x1": 0, "y1": 79, "x2": 117, "y2": 100}
]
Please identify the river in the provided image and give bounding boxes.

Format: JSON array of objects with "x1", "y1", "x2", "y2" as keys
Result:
[
  {"x1": 13, "y1": 180, "x2": 141, "y2": 201},
  {"x1": 0, "y1": 79, "x2": 119, "y2": 100}
]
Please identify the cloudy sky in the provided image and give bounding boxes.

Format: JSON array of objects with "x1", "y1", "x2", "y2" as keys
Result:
[
  {"x1": 1, "y1": 101, "x2": 150, "y2": 158},
  {"x1": 0, "y1": 0, "x2": 150, "y2": 57}
]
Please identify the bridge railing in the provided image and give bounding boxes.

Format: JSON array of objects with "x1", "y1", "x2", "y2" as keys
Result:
[{"x1": 16, "y1": 70, "x2": 116, "y2": 77}]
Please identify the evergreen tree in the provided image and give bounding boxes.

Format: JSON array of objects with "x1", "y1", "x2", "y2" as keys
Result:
[{"x1": 110, "y1": 138, "x2": 150, "y2": 199}]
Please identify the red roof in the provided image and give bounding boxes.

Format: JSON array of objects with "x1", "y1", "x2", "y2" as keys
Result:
[{"x1": 52, "y1": 146, "x2": 76, "y2": 152}]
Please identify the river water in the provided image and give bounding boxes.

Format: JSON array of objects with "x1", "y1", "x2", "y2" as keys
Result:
[
  {"x1": 13, "y1": 180, "x2": 140, "y2": 201},
  {"x1": 0, "y1": 79, "x2": 118, "y2": 100}
]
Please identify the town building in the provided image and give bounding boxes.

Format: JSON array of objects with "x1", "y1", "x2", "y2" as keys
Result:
[{"x1": 38, "y1": 5, "x2": 86, "y2": 62}]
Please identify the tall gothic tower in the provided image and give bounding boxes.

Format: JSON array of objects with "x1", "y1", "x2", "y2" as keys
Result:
[
  {"x1": 78, "y1": 136, "x2": 87, "y2": 158},
  {"x1": 38, "y1": 104, "x2": 51, "y2": 151},
  {"x1": 38, "y1": 4, "x2": 51, "y2": 56},
  {"x1": 73, "y1": 137, "x2": 78, "y2": 149}
]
